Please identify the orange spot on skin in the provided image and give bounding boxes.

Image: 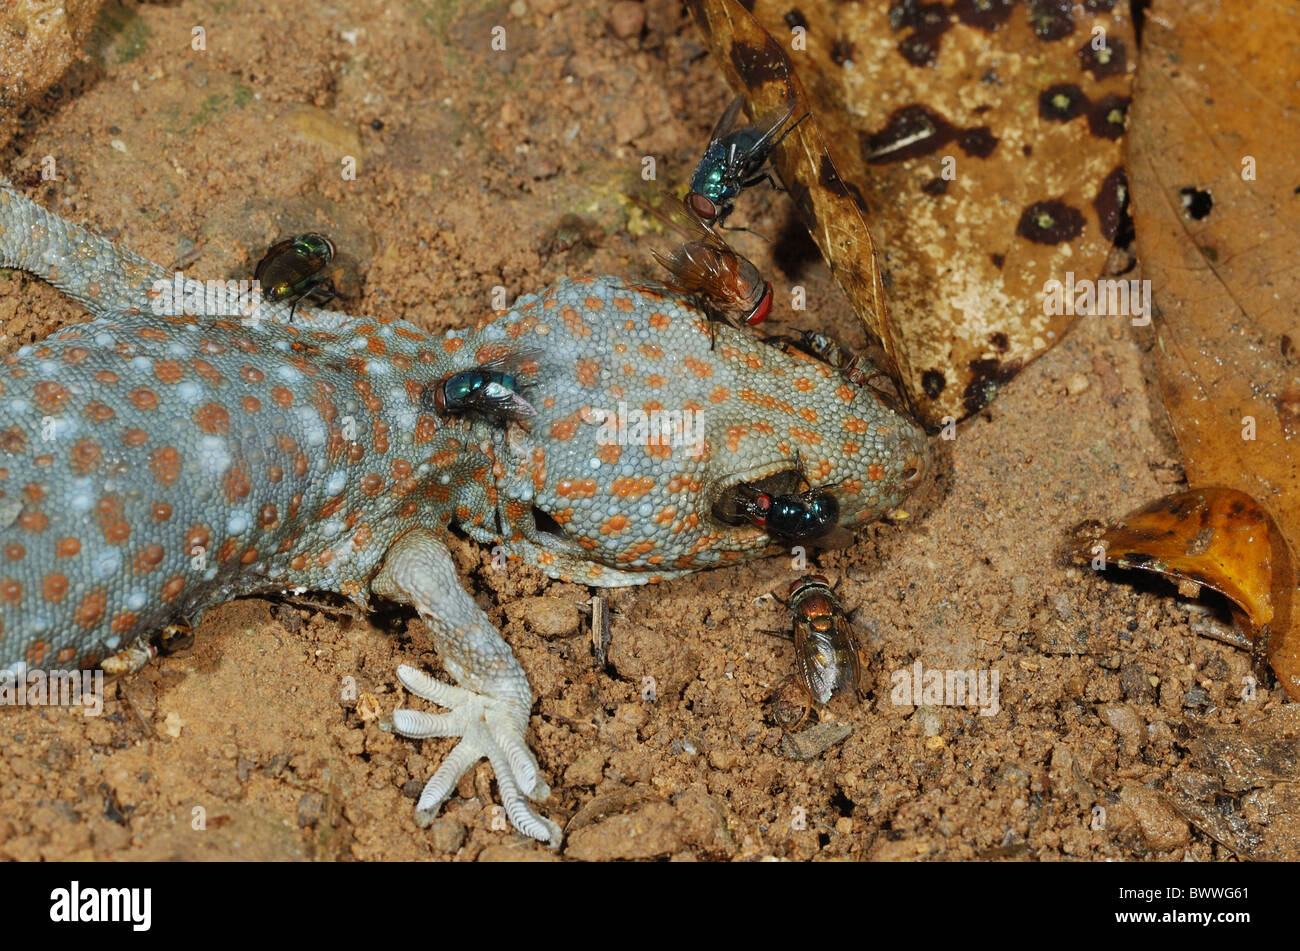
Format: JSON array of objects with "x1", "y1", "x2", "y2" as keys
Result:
[
  {"x1": 150, "y1": 446, "x2": 182, "y2": 485},
  {"x1": 867, "y1": 464, "x2": 885, "y2": 481},
  {"x1": 645, "y1": 374, "x2": 666, "y2": 388},
  {"x1": 161, "y1": 576, "x2": 185, "y2": 601},
  {"x1": 154, "y1": 360, "x2": 185, "y2": 384},
  {"x1": 800, "y1": 407, "x2": 819, "y2": 424},
  {"x1": 560, "y1": 305, "x2": 591, "y2": 337},
  {"x1": 649, "y1": 311, "x2": 671, "y2": 330},
  {"x1": 584, "y1": 296, "x2": 604, "y2": 311},
  {"x1": 84, "y1": 401, "x2": 116, "y2": 424},
  {"x1": 845, "y1": 417, "x2": 869, "y2": 434},
  {"x1": 42, "y1": 573, "x2": 67, "y2": 602},
  {"x1": 597, "y1": 442, "x2": 622, "y2": 464},
  {"x1": 129, "y1": 387, "x2": 159, "y2": 411},
  {"x1": 123, "y1": 428, "x2": 148, "y2": 447},
  {"x1": 0, "y1": 427, "x2": 25, "y2": 454},
  {"x1": 638, "y1": 344, "x2": 664, "y2": 360},
  {"x1": 242, "y1": 395, "x2": 261, "y2": 413},
  {"x1": 613, "y1": 297, "x2": 635, "y2": 313},
  {"x1": 75, "y1": 588, "x2": 107, "y2": 627},
  {"x1": 684, "y1": 357, "x2": 713, "y2": 378},
  {"x1": 0, "y1": 578, "x2": 21, "y2": 604},
  {"x1": 557, "y1": 478, "x2": 598, "y2": 499},
  {"x1": 576, "y1": 358, "x2": 600, "y2": 387},
  {"x1": 68, "y1": 439, "x2": 103, "y2": 475},
  {"x1": 223, "y1": 461, "x2": 252, "y2": 502},
  {"x1": 709, "y1": 385, "x2": 731, "y2": 404},
  {"x1": 111, "y1": 611, "x2": 140, "y2": 633},
  {"x1": 151, "y1": 501, "x2": 172, "y2": 522},
  {"x1": 96, "y1": 496, "x2": 130, "y2": 544},
  {"x1": 271, "y1": 386, "x2": 294, "y2": 408},
  {"x1": 195, "y1": 403, "x2": 230, "y2": 434},
  {"x1": 600, "y1": 514, "x2": 628, "y2": 535},
  {"x1": 4, "y1": 543, "x2": 23, "y2": 561},
  {"x1": 837, "y1": 383, "x2": 856, "y2": 403},
  {"x1": 135, "y1": 544, "x2": 165, "y2": 572},
  {"x1": 94, "y1": 370, "x2": 119, "y2": 385},
  {"x1": 32, "y1": 380, "x2": 72, "y2": 414},
  {"x1": 610, "y1": 476, "x2": 655, "y2": 499}
]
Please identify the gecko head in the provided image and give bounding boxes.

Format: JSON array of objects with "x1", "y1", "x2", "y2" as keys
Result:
[{"x1": 491, "y1": 284, "x2": 930, "y2": 586}]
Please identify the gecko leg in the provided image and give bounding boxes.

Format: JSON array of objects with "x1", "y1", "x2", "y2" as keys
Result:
[{"x1": 371, "y1": 529, "x2": 561, "y2": 847}]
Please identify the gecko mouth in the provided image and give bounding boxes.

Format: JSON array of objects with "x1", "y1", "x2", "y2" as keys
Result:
[{"x1": 708, "y1": 465, "x2": 804, "y2": 527}]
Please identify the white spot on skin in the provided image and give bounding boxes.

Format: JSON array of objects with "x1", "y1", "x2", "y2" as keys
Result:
[
  {"x1": 320, "y1": 518, "x2": 344, "y2": 538},
  {"x1": 275, "y1": 365, "x2": 304, "y2": 384},
  {"x1": 176, "y1": 381, "x2": 203, "y2": 403},
  {"x1": 227, "y1": 511, "x2": 250, "y2": 535},
  {"x1": 196, "y1": 435, "x2": 232, "y2": 474},
  {"x1": 131, "y1": 356, "x2": 153, "y2": 373},
  {"x1": 126, "y1": 591, "x2": 147, "y2": 611},
  {"x1": 589, "y1": 458, "x2": 601, "y2": 469},
  {"x1": 94, "y1": 332, "x2": 116, "y2": 348},
  {"x1": 324, "y1": 471, "x2": 348, "y2": 496},
  {"x1": 8, "y1": 398, "x2": 29, "y2": 414},
  {"x1": 294, "y1": 406, "x2": 327, "y2": 448},
  {"x1": 37, "y1": 360, "x2": 58, "y2": 376},
  {"x1": 93, "y1": 548, "x2": 123, "y2": 580}
]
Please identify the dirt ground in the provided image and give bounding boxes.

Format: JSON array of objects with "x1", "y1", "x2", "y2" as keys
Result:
[{"x1": 0, "y1": 0, "x2": 1293, "y2": 862}]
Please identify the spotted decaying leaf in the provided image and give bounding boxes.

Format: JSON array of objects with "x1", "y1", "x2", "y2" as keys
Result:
[
  {"x1": 685, "y1": 0, "x2": 915, "y2": 412},
  {"x1": 692, "y1": 0, "x2": 1135, "y2": 426},
  {"x1": 1118, "y1": 0, "x2": 1300, "y2": 696},
  {"x1": 1069, "y1": 489, "x2": 1296, "y2": 697}
]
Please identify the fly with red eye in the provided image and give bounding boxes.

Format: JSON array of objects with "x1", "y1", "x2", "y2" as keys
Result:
[{"x1": 627, "y1": 195, "x2": 772, "y2": 333}]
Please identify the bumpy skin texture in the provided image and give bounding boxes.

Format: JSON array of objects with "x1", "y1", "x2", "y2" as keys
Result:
[{"x1": 0, "y1": 179, "x2": 929, "y2": 844}]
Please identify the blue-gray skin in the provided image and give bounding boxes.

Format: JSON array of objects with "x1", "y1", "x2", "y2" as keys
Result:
[{"x1": 0, "y1": 177, "x2": 929, "y2": 845}]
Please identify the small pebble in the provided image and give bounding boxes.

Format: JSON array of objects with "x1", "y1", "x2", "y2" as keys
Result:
[
  {"x1": 1065, "y1": 372, "x2": 1089, "y2": 395},
  {"x1": 612, "y1": 106, "x2": 648, "y2": 144},
  {"x1": 509, "y1": 0, "x2": 528, "y2": 17},
  {"x1": 609, "y1": 1, "x2": 645, "y2": 39}
]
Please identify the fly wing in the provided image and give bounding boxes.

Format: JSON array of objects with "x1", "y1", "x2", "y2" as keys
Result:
[
  {"x1": 474, "y1": 347, "x2": 544, "y2": 380},
  {"x1": 629, "y1": 193, "x2": 720, "y2": 247},
  {"x1": 832, "y1": 614, "x2": 863, "y2": 698},
  {"x1": 465, "y1": 381, "x2": 537, "y2": 422},
  {"x1": 706, "y1": 94, "x2": 747, "y2": 149}
]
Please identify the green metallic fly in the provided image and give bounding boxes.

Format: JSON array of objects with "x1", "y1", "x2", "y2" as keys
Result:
[{"x1": 254, "y1": 233, "x2": 338, "y2": 318}]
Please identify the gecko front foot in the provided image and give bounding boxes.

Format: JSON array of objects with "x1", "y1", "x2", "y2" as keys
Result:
[{"x1": 390, "y1": 664, "x2": 561, "y2": 847}]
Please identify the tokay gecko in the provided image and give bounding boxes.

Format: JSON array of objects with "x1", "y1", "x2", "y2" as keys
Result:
[{"x1": 0, "y1": 178, "x2": 928, "y2": 844}]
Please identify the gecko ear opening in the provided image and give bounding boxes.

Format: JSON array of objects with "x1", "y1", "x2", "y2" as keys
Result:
[{"x1": 530, "y1": 505, "x2": 569, "y2": 540}]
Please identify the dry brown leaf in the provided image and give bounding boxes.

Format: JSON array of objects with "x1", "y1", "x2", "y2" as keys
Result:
[
  {"x1": 692, "y1": 0, "x2": 1135, "y2": 426},
  {"x1": 1068, "y1": 488, "x2": 1295, "y2": 695},
  {"x1": 686, "y1": 0, "x2": 915, "y2": 411},
  {"x1": 1127, "y1": 0, "x2": 1300, "y2": 696}
]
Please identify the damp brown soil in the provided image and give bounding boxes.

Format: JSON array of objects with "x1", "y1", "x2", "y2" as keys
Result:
[{"x1": 0, "y1": 0, "x2": 1293, "y2": 861}]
